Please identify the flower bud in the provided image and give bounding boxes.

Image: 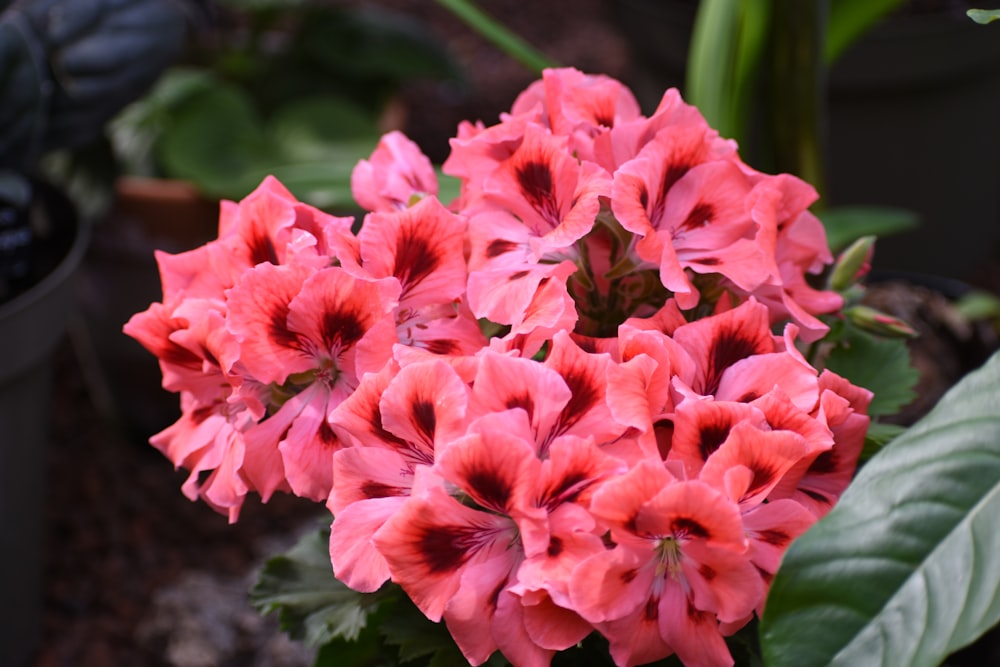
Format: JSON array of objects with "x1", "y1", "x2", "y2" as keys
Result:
[
  {"x1": 829, "y1": 236, "x2": 876, "y2": 292},
  {"x1": 844, "y1": 305, "x2": 917, "y2": 338}
]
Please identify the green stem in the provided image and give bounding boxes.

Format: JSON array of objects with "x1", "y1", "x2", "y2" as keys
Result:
[
  {"x1": 433, "y1": 0, "x2": 559, "y2": 74},
  {"x1": 767, "y1": 0, "x2": 829, "y2": 199}
]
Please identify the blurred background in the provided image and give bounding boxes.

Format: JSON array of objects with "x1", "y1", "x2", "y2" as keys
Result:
[{"x1": 0, "y1": 0, "x2": 998, "y2": 664}]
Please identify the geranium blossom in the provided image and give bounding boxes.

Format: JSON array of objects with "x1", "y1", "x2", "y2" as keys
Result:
[{"x1": 127, "y1": 67, "x2": 872, "y2": 666}]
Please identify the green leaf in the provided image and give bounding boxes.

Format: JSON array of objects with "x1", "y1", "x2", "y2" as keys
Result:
[
  {"x1": 268, "y1": 96, "x2": 379, "y2": 163},
  {"x1": 955, "y1": 289, "x2": 1000, "y2": 323},
  {"x1": 154, "y1": 83, "x2": 275, "y2": 199},
  {"x1": 435, "y1": 170, "x2": 462, "y2": 208},
  {"x1": 824, "y1": 326, "x2": 918, "y2": 417},
  {"x1": 827, "y1": 0, "x2": 906, "y2": 63},
  {"x1": 687, "y1": 0, "x2": 771, "y2": 145},
  {"x1": 760, "y1": 350, "x2": 1000, "y2": 666},
  {"x1": 433, "y1": 0, "x2": 558, "y2": 75},
  {"x1": 303, "y1": 7, "x2": 462, "y2": 84},
  {"x1": 968, "y1": 9, "x2": 1000, "y2": 24},
  {"x1": 251, "y1": 524, "x2": 385, "y2": 648},
  {"x1": 861, "y1": 421, "x2": 907, "y2": 461},
  {"x1": 379, "y1": 594, "x2": 456, "y2": 663},
  {"x1": 819, "y1": 205, "x2": 919, "y2": 253}
]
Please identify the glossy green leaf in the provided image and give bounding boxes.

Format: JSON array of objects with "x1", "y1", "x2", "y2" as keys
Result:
[
  {"x1": 761, "y1": 350, "x2": 1000, "y2": 666},
  {"x1": 819, "y1": 205, "x2": 919, "y2": 253}
]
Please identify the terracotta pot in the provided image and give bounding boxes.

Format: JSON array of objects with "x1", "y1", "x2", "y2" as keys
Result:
[{"x1": 0, "y1": 185, "x2": 89, "y2": 667}]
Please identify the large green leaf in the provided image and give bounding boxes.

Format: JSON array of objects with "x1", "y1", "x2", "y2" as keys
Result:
[{"x1": 760, "y1": 350, "x2": 1000, "y2": 666}]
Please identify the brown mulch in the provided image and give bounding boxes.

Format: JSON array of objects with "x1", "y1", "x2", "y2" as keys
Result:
[{"x1": 39, "y1": 340, "x2": 324, "y2": 667}]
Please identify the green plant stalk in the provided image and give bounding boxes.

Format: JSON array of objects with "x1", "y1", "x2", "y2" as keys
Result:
[
  {"x1": 767, "y1": 0, "x2": 828, "y2": 199},
  {"x1": 432, "y1": 0, "x2": 559, "y2": 74},
  {"x1": 686, "y1": 0, "x2": 771, "y2": 150}
]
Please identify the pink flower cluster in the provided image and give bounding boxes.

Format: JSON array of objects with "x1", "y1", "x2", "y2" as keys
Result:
[{"x1": 125, "y1": 68, "x2": 870, "y2": 667}]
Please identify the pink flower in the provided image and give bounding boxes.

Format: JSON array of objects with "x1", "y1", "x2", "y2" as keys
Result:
[
  {"x1": 570, "y1": 459, "x2": 761, "y2": 667},
  {"x1": 226, "y1": 263, "x2": 400, "y2": 500},
  {"x1": 351, "y1": 131, "x2": 439, "y2": 211}
]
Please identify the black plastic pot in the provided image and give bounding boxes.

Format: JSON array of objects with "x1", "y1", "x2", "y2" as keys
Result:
[
  {"x1": 0, "y1": 186, "x2": 89, "y2": 666},
  {"x1": 610, "y1": 2, "x2": 1000, "y2": 279}
]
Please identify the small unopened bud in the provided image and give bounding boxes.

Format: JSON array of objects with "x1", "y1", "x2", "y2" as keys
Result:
[
  {"x1": 829, "y1": 236, "x2": 876, "y2": 292},
  {"x1": 845, "y1": 305, "x2": 917, "y2": 338}
]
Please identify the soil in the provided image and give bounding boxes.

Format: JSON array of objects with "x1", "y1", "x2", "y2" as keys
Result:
[{"x1": 31, "y1": 1, "x2": 1000, "y2": 666}]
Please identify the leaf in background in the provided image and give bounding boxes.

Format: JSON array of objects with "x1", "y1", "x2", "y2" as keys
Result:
[
  {"x1": 435, "y1": 170, "x2": 462, "y2": 208},
  {"x1": 820, "y1": 205, "x2": 919, "y2": 253},
  {"x1": 760, "y1": 350, "x2": 1000, "y2": 666},
  {"x1": 263, "y1": 160, "x2": 364, "y2": 213},
  {"x1": 109, "y1": 68, "x2": 218, "y2": 176},
  {"x1": 824, "y1": 325, "x2": 918, "y2": 417},
  {"x1": 303, "y1": 6, "x2": 463, "y2": 84},
  {"x1": 684, "y1": 0, "x2": 752, "y2": 141},
  {"x1": 968, "y1": 9, "x2": 1000, "y2": 24},
  {"x1": 826, "y1": 0, "x2": 905, "y2": 63},
  {"x1": 250, "y1": 524, "x2": 387, "y2": 648},
  {"x1": 268, "y1": 96, "x2": 379, "y2": 163},
  {"x1": 155, "y1": 83, "x2": 275, "y2": 200}
]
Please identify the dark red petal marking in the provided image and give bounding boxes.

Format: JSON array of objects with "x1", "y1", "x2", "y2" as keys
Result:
[
  {"x1": 369, "y1": 402, "x2": 409, "y2": 449},
  {"x1": 321, "y1": 307, "x2": 368, "y2": 352},
  {"x1": 654, "y1": 418, "x2": 674, "y2": 460},
  {"x1": 547, "y1": 535, "x2": 564, "y2": 558},
  {"x1": 745, "y1": 464, "x2": 780, "y2": 498},
  {"x1": 679, "y1": 201, "x2": 715, "y2": 233},
  {"x1": 269, "y1": 301, "x2": 300, "y2": 351},
  {"x1": 620, "y1": 568, "x2": 639, "y2": 584},
  {"x1": 486, "y1": 239, "x2": 519, "y2": 258},
  {"x1": 505, "y1": 393, "x2": 536, "y2": 421},
  {"x1": 417, "y1": 525, "x2": 478, "y2": 573},
  {"x1": 671, "y1": 517, "x2": 710, "y2": 540},
  {"x1": 411, "y1": 399, "x2": 437, "y2": 444},
  {"x1": 248, "y1": 231, "x2": 279, "y2": 266},
  {"x1": 644, "y1": 596, "x2": 660, "y2": 622},
  {"x1": 393, "y1": 227, "x2": 441, "y2": 293},
  {"x1": 516, "y1": 160, "x2": 560, "y2": 225},
  {"x1": 191, "y1": 405, "x2": 216, "y2": 426},
  {"x1": 361, "y1": 481, "x2": 406, "y2": 499},
  {"x1": 756, "y1": 529, "x2": 790, "y2": 547},
  {"x1": 809, "y1": 448, "x2": 838, "y2": 474},
  {"x1": 422, "y1": 339, "x2": 460, "y2": 355},
  {"x1": 698, "y1": 564, "x2": 717, "y2": 581},
  {"x1": 704, "y1": 323, "x2": 769, "y2": 395},
  {"x1": 466, "y1": 466, "x2": 514, "y2": 513},
  {"x1": 318, "y1": 419, "x2": 339, "y2": 447},
  {"x1": 698, "y1": 420, "x2": 732, "y2": 461},
  {"x1": 552, "y1": 363, "x2": 601, "y2": 439},
  {"x1": 540, "y1": 470, "x2": 590, "y2": 508}
]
